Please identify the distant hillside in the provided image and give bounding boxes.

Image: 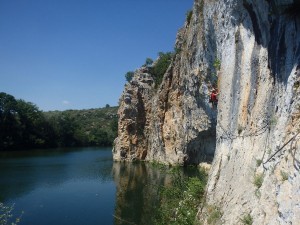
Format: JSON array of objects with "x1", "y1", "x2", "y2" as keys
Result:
[
  {"x1": 0, "y1": 92, "x2": 118, "y2": 150},
  {"x1": 44, "y1": 107, "x2": 118, "y2": 147}
]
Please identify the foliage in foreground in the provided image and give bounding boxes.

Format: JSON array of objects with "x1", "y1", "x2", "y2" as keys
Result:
[
  {"x1": 0, "y1": 202, "x2": 22, "y2": 225},
  {"x1": 155, "y1": 168, "x2": 208, "y2": 225}
]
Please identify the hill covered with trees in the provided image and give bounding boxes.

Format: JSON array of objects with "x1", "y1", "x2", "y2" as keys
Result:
[
  {"x1": 44, "y1": 107, "x2": 118, "y2": 148},
  {"x1": 0, "y1": 92, "x2": 118, "y2": 151}
]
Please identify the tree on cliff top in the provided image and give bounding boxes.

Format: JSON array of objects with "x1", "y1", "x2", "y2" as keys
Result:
[
  {"x1": 144, "y1": 58, "x2": 153, "y2": 67},
  {"x1": 150, "y1": 52, "x2": 173, "y2": 88},
  {"x1": 125, "y1": 71, "x2": 134, "y2": 82}
]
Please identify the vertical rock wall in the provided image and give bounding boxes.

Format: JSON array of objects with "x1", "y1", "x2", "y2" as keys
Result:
[
  {"x1": 198, "y1": 0, "x2": 300, "y2": 224},
  {"x1": 113, "y1": 0, "x2": 300, "y2": 223},
  {"x1": 113, "y1": 68, "x2": 154, "y2": 161}
]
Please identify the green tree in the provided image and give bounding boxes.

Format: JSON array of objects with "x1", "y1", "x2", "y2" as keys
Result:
[
  {"x1": 145, "y1": 58, "x2": 153, "y2": 67},
  {"x1": 55, "y1": 112, "x2": 77, "y2": 147},
  {"x1": 186, "y1": 10, "x2": 193, "y2": 26},
  {"x1": 149, "y1": 52, "x2": 173, "y2": 88},
  {"x1": 110, "y1": 117, "x2": 118, "y2": 137},
  {"x1": 125, "y1": 71, "x2": 134, "y2": 82},
  {"x1": 0, "y1": 92, "x2": 56, "y2": 150},
  {"x1": 16, "y1": 100, "x2": 47, "y2": 148},
  {"x1": 0, "y1": 92, "x2": 21, "y2": 150},
  {"x1": 44, "y1": 107, "x2": 118, "y2": 148},
  {"x1": 0, "y1": 92, "x2": 119, "y2": 150}
]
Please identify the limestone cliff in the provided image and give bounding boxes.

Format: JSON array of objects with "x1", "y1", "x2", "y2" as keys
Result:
[
  {"x1": 198, "y1": 0, "x2": 300, "y2": 224},
  {"x1": 113, "y1": 0, "x2": 300, "y2": 224},
  {"x1": 113, "y1": 8, "x2": 218, "y2": 165}
]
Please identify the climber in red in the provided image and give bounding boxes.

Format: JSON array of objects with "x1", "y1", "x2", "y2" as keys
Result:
[{"x1": 210, "y1": 88, "x2": 219, "y2": 109}]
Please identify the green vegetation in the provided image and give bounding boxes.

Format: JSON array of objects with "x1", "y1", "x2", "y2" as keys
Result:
[
  {"x1": 124, "y1": 51, "x2": 173, "y2": 88},
  {"x1": 253, "y1": 173, "x2": 264, "y2": 189},
  {"x1": 0, "y1": 92, "x2": 55, "y2": 150},
  {"x1": 155, "y1": 168, "x2": 208, "y2": 225},
  {"x1": 240, "y1": 213, "x2": 253, "y2": 225},
  {"x1": 174, "y1": 47, "x2": 182, "y2": 55},
  {"x1": 269, "y1": 116, "x2": 277, "y2": 126},
  {"x1": 186, "y1": 10, "x2": 193, "y2": 26},
  {"x1": 0, "y1": 92, "x2": 118, "y2": 151},
  {"x1": 255, "y1": 189, "x2": 261, "y2": 198},
  {"x1": 294, "y1": 81, "x2": 300, "y2": 89},
  {"x1": 207, "y1": 205, "x2": 222, "y2": 225},
  {"x1": 256, "y1": 159, "x2": 263, "y2": 167},
  {"x1": 213, "y1": 58, "x2": 221, "y2": 71},
  {"x1": 280, "y1": 170, "x2": 289, "y2": 181},
  {"x1": 204, "y1": 67, "x2": 218, "y2": 87},
  {"x1": 0, "y1": 202, "x2": 23, "y2": 225},
  {"x1": 44, "y1": 107, "x2": 118, "y2": 147},
  {"x1": 144, "y1": 58, "x2": 153, "y2": 67},
  {"x1": 125, "y1": 71, "x2": 134, "y2": 82},
  {"x1": 149, "y1": 52, "x2": 173, "y2": 88}
]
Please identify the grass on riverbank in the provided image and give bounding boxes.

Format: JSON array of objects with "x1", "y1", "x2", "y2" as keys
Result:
[{"x1": 154, "y1": 167, "x2": 208, "y2": 225}]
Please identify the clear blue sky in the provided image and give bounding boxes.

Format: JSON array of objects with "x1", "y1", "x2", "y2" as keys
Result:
[{"x1": 0, "y1": 0, "x2": 193, "y2": 111}]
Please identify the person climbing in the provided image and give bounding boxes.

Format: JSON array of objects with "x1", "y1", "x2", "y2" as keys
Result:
[{"x1": 210, "y1": 88, "x2": 219, "y2": 109}]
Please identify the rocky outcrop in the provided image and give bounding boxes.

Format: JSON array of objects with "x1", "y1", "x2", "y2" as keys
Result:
[
  {"x1": 113, "y1": 27, "x2": 218, "y2": 165},
  {"x1": 113, "y1": 67, "x2": 154, "y2": 161},
  {"x1": 113, "y1": 0, "x2": 300, "y2": 224}
]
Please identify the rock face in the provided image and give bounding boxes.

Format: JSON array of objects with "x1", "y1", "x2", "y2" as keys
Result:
[
  {"x1": 113, "y1": 35, "x2": 217, "y2": 165},
  {"x1": 198, "y1": 0, "x2": 300, "y2": 224},
  {"x1": 114, "y1": 0, "x2": 300, "y2": 224},
  {"x1": 113, "y1": 68, "x2": 154, "y2": 161}
]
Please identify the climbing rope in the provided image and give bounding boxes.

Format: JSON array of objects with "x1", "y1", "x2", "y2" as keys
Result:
[
  {"x1": 263, "y1": 130, "x2": 300, "y2": 165},
  {"x1": 218, "y1": 120, "x2": 269, "y2": 141}
]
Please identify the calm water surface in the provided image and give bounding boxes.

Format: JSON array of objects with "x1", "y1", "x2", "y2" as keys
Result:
[
  {"x1": 0, "y1": 147, "x2": 201, "y2": 225},
  {"x1": 0, "y1": 147, "x2": 114, "y2": 225}
]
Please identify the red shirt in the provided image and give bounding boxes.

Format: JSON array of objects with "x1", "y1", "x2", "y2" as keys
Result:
[{"x1": 211, "y1": 92, "x2": 218, "y2": 102}]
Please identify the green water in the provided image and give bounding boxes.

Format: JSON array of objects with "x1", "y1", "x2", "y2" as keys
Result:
[{"x1": 0, "y1": 147, "x2": 201, "y2": 225}]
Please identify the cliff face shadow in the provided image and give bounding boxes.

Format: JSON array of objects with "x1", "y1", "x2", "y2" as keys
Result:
[
  {"x1": 238, "y1": 0, "x2": 299, "y2": 84},
  {"x1": 186, "y1": 128, "x2": 216, "y2": 165}
]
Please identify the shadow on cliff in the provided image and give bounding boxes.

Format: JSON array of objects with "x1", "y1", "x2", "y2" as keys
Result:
[
  {"x1": 185, "y1": 128, "x2": 216, "y2": 165},
  {"x1": 240, "y1": 0, "x2": 299, "y2": 85},
  {"x1": 184, "y1": 15, "x2": 218, "y2": 165}
]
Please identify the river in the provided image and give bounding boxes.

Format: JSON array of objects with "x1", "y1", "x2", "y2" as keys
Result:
[{"x1": 0, "y1": 147, "x2": 200, "y2": 225}]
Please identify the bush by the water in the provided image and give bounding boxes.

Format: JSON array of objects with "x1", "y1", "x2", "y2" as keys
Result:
[
  {"x1": 155, "y1": 167, "x2": 208, "y2": 225},
  {"x1": 0, "y1": 92, "x2": 118, "y2": 150}
]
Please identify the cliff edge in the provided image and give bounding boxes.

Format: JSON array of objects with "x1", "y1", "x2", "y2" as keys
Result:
[{"x1": 114, "y1": 0, "x2": 300, "y2": 224}]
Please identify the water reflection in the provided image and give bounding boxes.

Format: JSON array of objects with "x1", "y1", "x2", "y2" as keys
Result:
[
  {"x1": 0, "y1": 147, "x2": 116, "y2": 225},
  {"x1": 112, "y1": 162, "x2": 170, "y2": 225},
  {"x1": 0, "y1": 147, "x2": 113, "y2": 202},
  {"x1": 1, "y1": 148, "x2": 202, "y2": 225}
]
